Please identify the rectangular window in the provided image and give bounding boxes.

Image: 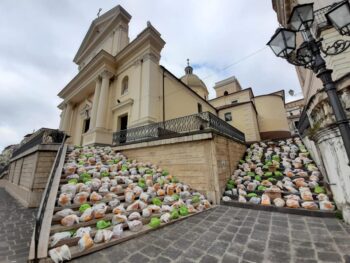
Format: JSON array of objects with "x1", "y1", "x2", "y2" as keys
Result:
[
  {"x1": 224, "y1": 112, "x2": 232, "y2": 122},
  {"x1": 197, "y1": 103, "x2": 202, "y2": 113}
]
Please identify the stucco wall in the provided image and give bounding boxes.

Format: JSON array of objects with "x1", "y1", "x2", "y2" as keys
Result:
[
  {"x1": 163, "y1": 73, "x2": 216, "y2": 121},
  {"x1": 218, "y1": 103, "x2": 260, "y2": 143},
  {"x1": 210, "y1": 89, "x2": 251, "y2": 108},
  {"x1": 254, "y1": 95, "x2": 291, "y2": 139},
  {"x1": 114, "y1": 133, "x2": 246, "y2": 204}
]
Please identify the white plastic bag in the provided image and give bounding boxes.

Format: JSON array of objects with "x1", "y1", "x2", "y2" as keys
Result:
[
  {"x1": 50, "y1": 232, "x2": 71, "y2": 247},
  {"x1": 49, "y1": 244, "x2": 71, "y2": 263},
  {"x1": 78, "y1": 233, "x2": 94, "y2": 252},
  {"x1": 75, "y1": 227, "x2": 91, "y2": 238},
  {"x1": 160, "y1": 213, "x2": 171, "y2": 223},
  {"x1": 112, "y1": 224, "x2": 124, "y2": 238},
  {"x1": 127, "y1": 220, "x2": 143, "y2": 232}
]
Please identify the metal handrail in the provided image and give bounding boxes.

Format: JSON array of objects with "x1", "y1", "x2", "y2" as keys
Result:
[
  {"x1": 112, "y1": 112, "x2": 245, "y2": 146},
  {"x1": 33, "y1": 134, "x2": 67, "y2": 262}
]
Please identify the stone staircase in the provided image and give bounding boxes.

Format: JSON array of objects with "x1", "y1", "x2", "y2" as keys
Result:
[
  {"x1": 222, "y1": 137, "x2": 336, "y2": 217},
  {"x1": 31, "y1": 145, "x2": 212, "y2": 262}
]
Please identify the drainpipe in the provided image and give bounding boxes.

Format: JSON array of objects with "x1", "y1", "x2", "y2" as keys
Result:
[{"x1": 162, "y1": 68, "x2": 165, "y2": 128}]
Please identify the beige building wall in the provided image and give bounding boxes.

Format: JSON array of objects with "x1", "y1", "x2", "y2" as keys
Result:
[
  {"x1": 214, "y1": 76, "x2": 242, "y2": 97},
  {"x1": 164, "y1": 71, "x2": 216, "y2": 120},
  {"x1": 254, "y1": 95, "x2": 291, "y2": 140},
  {"x1": 218, "y1": 103, "x2": 260, "y2": 143},
  {"x1": 210, "y1": 88, "x2": 252, "y2": 108}
]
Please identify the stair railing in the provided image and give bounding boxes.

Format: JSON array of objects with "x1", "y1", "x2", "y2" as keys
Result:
[{"x1": 33, "y1": 134, "x2": 68, "y2": 262}]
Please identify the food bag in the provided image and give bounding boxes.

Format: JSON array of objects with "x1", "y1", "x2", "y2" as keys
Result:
[
  {"x1": 55, "y1": 209, "x2": 75, "y2": 218},
  {"x1": 50, "y1": 232, "x2": 71, "y2": 247},
  {"x1": 127, "y1": 220, "x2": 143, "y2": 232},
  {"x1": 61, "y1": 184, "x2": 77, "y2": 196},
  {"x1": 128, "y1": 212, "x2": 142, "y2": 221},
  {"x1": 160, "y1": 213, "x2": 171, "y2": 223},
  {"x1": 75, "y1": 227, "x2": 91, "y2": 238},
  {"x1": 273, "y1": 198, "x2": 285, "y2": 207},
  {"x1": 93, "y1": 203, "x2": 108, "y2": 219},
  {"x1": 78, "y1": 233, "x2": 94, "y2": 252},
  {"x1": 112, "y1": 224, "x2": 124, "y2": 238},
  {"x1": 302, "y1": 202, "x2": 318, "y2": 210},
  {"x1": 80, "y1": 208, "x2": 93, "y2": 222},
  {"x1": 286, "y1": 199, "x2": 300, "y2": 208},
  {"x1": 148, "y1": 217, "x2": 161, "y2": 228},
  {"x1": 61, "y1": 214, "x2": 79, "y2": 226},
  {"x1": 49, "y1": 244, "x2": 71, "y2": 263},
  {"x1": 73, "y1": 192, "x2": 89, "y2": 205},
  {"x1": 261, "y1": 194, "x2": 271, "y2": 206},
  {"x1": 90, "y1": 191, "x2": 102, "y2": 203},
  {"x1": 320, "y1": 201, "x2": 335, "y2": 211},
  {"x1": 112, "y1": 205, "x2": 126, "y2": 215},
  {"x1": 112, "y1": 214, "x2": 127, "y2": 225},
  {"x1": 58, "y1": 193, "x2": 72, "y2": 207},
  {"x1": 142, "y1": 207, "x2": 152, "y2": 218}
]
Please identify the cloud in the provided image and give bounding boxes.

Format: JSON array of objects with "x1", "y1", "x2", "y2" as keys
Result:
[{"x1": 0, "y1": 0, "x2": 301, "y2": 150}]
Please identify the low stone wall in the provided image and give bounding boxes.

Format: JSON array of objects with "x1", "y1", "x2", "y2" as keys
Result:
[
  {"x1": 2, "y1": 144, "x2": 60, "y2": 207},
  {"x1": 114, "y1": 132, "x2": 246, "y2": 204}
]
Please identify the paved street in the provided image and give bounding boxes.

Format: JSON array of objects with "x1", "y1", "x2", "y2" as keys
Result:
[
  {"x1": 0, "y1": 188, "x2": 36, "y2": 263},
  {"x1": 72, "y1": 206, "x2": 350, "y2": 263},
  {"x1": 1, "y1": 187, "x2": 350, "y2": 263}
]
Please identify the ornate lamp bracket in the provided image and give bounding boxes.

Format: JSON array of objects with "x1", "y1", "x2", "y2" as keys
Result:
[{"x1": 320, "y1": 39, "x2": 350, "y2": 57}]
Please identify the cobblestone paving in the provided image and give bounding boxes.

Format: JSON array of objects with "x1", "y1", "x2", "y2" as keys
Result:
[
  {"x1": 71, "y1": 206, "x2": 350, "y2": 263},
  {"x1": 1, "y1": 187, "x2": 350, "y2": 263},
  {"x1": 0, "y1": 188, "x2": 37, "y2": 263}
]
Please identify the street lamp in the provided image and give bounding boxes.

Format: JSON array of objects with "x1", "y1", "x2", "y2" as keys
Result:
[{"x1": 267, "y1": 1, "x2": 350, "y2": 164}]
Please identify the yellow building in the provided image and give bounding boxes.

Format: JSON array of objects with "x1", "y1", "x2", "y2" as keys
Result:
[{"x1": 58, "y1": 5, "x2": 290, "y2": 145}]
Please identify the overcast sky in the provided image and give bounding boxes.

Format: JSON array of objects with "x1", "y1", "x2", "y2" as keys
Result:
[{"x1": 0, "y1": 0, "x2": 302, "y2": 151}]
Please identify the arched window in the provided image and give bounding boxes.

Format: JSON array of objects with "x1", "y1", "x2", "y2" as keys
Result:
[
  {"x1": 224, "y1": 91, "x2": 228, "y2": 96},
  {"x1": 121, "y1": 76, "x2": 129, "y2": 95}
]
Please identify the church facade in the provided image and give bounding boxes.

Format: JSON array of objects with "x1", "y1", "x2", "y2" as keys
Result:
[{"x1": 58, "y1": 5, "x2": 290, "y2": 146}]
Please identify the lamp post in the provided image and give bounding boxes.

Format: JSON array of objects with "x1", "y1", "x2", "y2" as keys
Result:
[{"x1": 267, "y1": 1, "x2": 350, "y2": 164}]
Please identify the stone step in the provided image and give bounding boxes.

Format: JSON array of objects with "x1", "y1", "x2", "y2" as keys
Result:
[{"x1": 221, "y1": 200, "x2": 336, "y2": 218}]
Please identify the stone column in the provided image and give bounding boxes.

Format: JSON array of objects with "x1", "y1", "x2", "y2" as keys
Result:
[
  {"x1": 96, "y1": 70, "x2": 113, "y2": 129},
  {"x1": 90, "y1": 77, "x2": 102, "y2": 130},
  {"x1": 59, "y1": 106, "x2": 67, "y2": 131},
  {"x1": 63, "y1": 102, "x2": 73, "y2": 133}
]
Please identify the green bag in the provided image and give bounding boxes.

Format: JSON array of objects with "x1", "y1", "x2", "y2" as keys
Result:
[
  {"x1": 314, "y1": 186, "x2": 325, "y2": 194},
  {"x1": 148, "y1": 217, "x2": 161, "y2": 228},
  {"x1": 68, "y1": 179, "x2": 78, "y2": 184},
  {"x1": 191, "y1": 195, "x2": 200, "y2": 204},
  {"x1": 171, "y1": 209, "x2": 179, "y2": 219},
  {"x1": 96, "y1": 220, "x2": 111, "y2": 229},
  {"x1": 172, "y1": 194, "x2": 180, "y2": 201},
  {"x1": 79, "y1": 203, "x2": 91, "y2": 213},
  {"x1": 179, "y1": 206, "x2": 189, "y2": 216},
  {"x1": 152, "y1": 197, "x2": 162, "y2": 206}
]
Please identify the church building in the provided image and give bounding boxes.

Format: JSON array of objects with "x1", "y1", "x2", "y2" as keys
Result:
[{"x1": 58, "y1": 5, "x2": 290, "y2": 145}]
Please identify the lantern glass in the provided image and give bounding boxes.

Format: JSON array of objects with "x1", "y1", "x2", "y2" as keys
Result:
[
  {"x1": 288, "y1": 3, "x2": 314, "y2": 31},
  {"x1": 297, "y1": 41, "x2": 314, "y2": 66},
  {"x1": 267, "y1": 28, "x2": 296, "y2": 58},
  {"x1": 326, "y1": 0, "x2": 350, "y2": 36}
]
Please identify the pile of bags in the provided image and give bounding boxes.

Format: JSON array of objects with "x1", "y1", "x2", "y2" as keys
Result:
[
  {"x1": 222, "y1": 138, "x2": 335, "y2": 211},
  {"x1": 49, "y1": 146, "x2": 211, "y2": 263}
]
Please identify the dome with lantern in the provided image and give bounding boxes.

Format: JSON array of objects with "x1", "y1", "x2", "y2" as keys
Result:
[{"x1": 180, "y1": 59, "x2": 209, "y2": 100}]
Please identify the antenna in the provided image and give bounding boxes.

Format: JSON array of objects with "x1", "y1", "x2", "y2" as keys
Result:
[{"x1": 97, "y1": 8, "x2": 102, "y2": 18}]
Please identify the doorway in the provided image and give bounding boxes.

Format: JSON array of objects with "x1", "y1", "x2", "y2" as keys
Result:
[
  {"x1": 83, "y1": 118, "x2": 90, "y2": 133},
  {"x1": 119, "y1": 115, "x2": 128, "y2": 143}
]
